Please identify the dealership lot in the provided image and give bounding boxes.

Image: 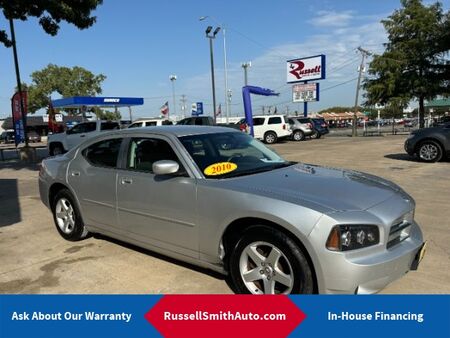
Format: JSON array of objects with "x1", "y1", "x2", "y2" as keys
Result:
[{"x1": 0, "y1": 134, "x2": 448, "y2": 294}]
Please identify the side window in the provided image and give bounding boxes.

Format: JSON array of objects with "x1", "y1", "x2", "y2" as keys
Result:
[
  {"x1": 128, "y1": 123, "x2": 140, "y2": 128},
  {"x1": 162, "y1": 120, "x2": 173, "y2": 125},
  {"x1": 84, "y1": 122, "x2": 97, "y2": 133},
  {"x1": 268, "y1": 117, "x2": 282, "y2": 124},
  {"x1": 288, "y1": 118, "x2": 294, "y2": 124},
  {"x1": 82, "y1": 138, "x2": 122, "y2": 168},
  {"x1": 253, "y1": 118, "x2": 265, "y2": 126},
  {"x1": 68, "y1": 124, "x2": 83, "y2": 134},
  {"x1": 145, "y1": 121, "x2": 157, "y2": 126},
  {"x1": 101, "y1": 122, "x2": 120, "y2": 131},
  {"x1": 127, "y1": 138, "x2": 185, "y2": 174}
]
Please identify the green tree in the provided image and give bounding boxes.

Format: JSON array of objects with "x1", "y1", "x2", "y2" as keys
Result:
[
  {"x1": 0, "y1": 0, "x2": 102, "y2": 47},
  {"x1": 92, "y1": 107, "x2": 121, "y2": 121},
  {"x1": 25, "y1": 64, "x2": 106, "y2": 114},
  {"x1": 363, "y1": 0, "x2": 450, "y2": 128}
]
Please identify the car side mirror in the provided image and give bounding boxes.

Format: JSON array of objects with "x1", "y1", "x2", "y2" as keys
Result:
[{"x1": 152, "y1": 160, "x2": 179, "y2": 175}]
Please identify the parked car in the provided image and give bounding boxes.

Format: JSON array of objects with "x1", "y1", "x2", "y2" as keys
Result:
[
  {"x1": 177, "y1": 116, "x2": 214, "y2": 126},
  {"x1": 404, "y1": 122, "x2": 450, "y2": 162},
  {"x1": 128, "y1": 118, "x2": 173, "y2": 128},
  {"x1": 250, "y1": 115, "x2": 291, "y2": 144},
  {"x1": 0, "y1": 130, "x2": 15, "y2": 144},
  {"x1": 48, "y1": 120, "x2": 120, "y2": 156},
  {"x1": 39, "y1": 126, "x2": 425, "y2": 294},
  {"x1": 297, "y1": 117, "x2": 329, "y2": 138},
  {"x1": 28, "y1": 130, "x2": 42, "y2": 143},
  {"x1": 287, "y1": 117, "x2": 314, "y2": 141}
]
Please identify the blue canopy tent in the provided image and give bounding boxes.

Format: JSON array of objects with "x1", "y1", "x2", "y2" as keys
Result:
[{"x1": 51, "y1": 96, "x2": 144, "y2": 122}]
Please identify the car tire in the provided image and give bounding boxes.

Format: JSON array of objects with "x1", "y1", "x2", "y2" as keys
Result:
[
  {"x1": 292, "y1": 130, "x2": 305, "y2": 141},
  {"x1": 311, "y1": 131, "x2": 321, "y2": 139},
  {"x1": 50, "y1": 143, "x2": 64, "y2": 156},
  {"x1": 417, "y1": 140, "x2": 443, "y2": 162},
  {"x1": 52, "y1": 188, "x2": 89, "y2": 241},
  {"x1": 264, "y1": 131, "x2": 277, "y2": 144},
  {"x1": 229, "y1": 225, "x2": 314, "y2": 294}
]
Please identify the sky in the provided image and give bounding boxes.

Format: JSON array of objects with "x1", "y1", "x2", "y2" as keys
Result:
[{"x1": 0, "y1": 0, "x2": 449, "y2": 120}]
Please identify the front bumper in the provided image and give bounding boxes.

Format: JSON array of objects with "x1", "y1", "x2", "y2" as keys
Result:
[{"x1": 309, "y1": 218, "x2": 424, "y2": 294}]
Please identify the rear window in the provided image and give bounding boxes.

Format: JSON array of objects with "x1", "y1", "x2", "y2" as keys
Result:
[
  {"x1": 268, "y1": 117, "x2": 282, "y2": 124},
  {"x1": 101, "y1": 122, "x2": 120, "y2": 131}
]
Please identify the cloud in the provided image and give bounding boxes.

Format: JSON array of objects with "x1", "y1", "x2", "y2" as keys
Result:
[{"x1": 309, "y1": 10, "x2": 355, "y2": 28}]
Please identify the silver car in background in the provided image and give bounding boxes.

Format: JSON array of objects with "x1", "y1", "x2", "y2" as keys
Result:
[{"x1": 39, "y1": 126, "x2": 425, "y2": 294}]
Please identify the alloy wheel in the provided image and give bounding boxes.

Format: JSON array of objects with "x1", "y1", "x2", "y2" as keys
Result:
[{"x1": 55, "y1": 198, "x2": 75, "y2": 234}]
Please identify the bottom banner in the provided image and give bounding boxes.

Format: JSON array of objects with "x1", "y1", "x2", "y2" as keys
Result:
[{"x1": 0, "y1": 295, "x2": 449, "y2": 338}]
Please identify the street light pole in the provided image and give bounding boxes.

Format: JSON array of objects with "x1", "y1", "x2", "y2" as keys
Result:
[
  {"x1": 169, "y1": 75, "x2": 177, "y2": 119},
  {"x1": 241, "y1": 62, "x2": 251, "y2": 86},
  {"x1": 200, "y1": 16, "x2": 229, "y2": 124},
  {"x1": 205, "y1": 26, "x2": 220, "y2": 124}
]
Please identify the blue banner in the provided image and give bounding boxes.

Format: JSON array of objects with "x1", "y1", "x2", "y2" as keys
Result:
[{"x1": 0, "y1": 295, "x2": 448, "y2": 338}]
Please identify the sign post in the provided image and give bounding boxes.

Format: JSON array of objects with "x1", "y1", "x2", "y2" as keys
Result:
[{"x1": 287, "y1": 54, "x2": 326, "y2": 117}]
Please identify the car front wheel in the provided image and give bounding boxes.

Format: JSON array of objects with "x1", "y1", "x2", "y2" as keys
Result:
[
  {"x1": 229, "y1": 226, "x2": 314, "y2": 294},
  {"x1": 418, "y1": 141, "x2": 443, "y2": 162},
  {"x1": 52, "y1": 189, "x2": 89, "y2": 241}
]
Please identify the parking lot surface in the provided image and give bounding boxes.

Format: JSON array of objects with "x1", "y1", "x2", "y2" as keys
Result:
[{"x1": 0, "y1": 135, "x2": 449, "y2": 294}]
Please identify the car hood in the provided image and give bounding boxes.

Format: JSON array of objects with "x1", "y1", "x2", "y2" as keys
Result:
[{"x1": 217, "y1": 163, "x2": 406, "y2": 213}]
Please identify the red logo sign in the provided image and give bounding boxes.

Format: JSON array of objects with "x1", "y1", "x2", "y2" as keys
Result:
[
  {"x1": 289, "y1": 61, "x2": 321, "y2": 80},
  {"x1": 145, "y1": 295, "x2": 306, "y2": 338}
]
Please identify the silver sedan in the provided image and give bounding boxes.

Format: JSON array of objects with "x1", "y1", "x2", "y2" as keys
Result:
[{"x1": 39, "y1": 126, "x2": 425, "y2": 294}]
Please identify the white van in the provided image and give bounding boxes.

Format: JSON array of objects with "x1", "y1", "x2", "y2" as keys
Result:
[{"x1": 128, "y1": 118, "x2": 173, "y2": 128}]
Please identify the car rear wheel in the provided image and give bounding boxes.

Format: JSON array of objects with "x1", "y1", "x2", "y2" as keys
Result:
[
  {"x1": 292, "y1": 130, "x2": 305, "y2": 141},
  {"x1": 311, "y1": 131, "x2": 321, "y2": 139},
  {"x1": 264, "y1": 132, "x2": 277, "y2": 144},
  {"x1": 418, "y1": 141, "x2": 443, "y2": 162},
  {"x1": 229, "y1": 226, "x2": 314, "y2": 294},
  {"x1": 52, "y1": 189, "x2": 89, "y2": 241}
]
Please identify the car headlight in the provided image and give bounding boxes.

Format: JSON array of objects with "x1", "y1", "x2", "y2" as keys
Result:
[{"x1": 326, "y1": 225, "x2": 380, "y2": 251}]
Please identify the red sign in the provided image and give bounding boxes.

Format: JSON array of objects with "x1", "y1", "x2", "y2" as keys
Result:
[{"x1": 145, "y1": 295, "x2": 306, "y2": 338}]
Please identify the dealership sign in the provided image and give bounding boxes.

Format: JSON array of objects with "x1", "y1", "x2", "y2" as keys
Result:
[
  {"x1": 11, "y1": 91, "x2": 27, "y2": 146},
  {"x1": 287, "y1": 55, "x2": 326, "y2": 83},
  {"x1": 292, "y1": 83, "x2": 319, "y2": 102}
]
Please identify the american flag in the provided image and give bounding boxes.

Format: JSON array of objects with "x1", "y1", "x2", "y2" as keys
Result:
[
  {"x1": 215, "y1": 104, "x2": 222, "y2": 117},
  {"x1": 160, "y1": 101, "x2": 169, "y2": 115}
]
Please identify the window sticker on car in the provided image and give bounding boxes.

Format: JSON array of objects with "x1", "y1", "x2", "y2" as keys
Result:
[{"x1": 204, "y1": 162, "x2": 237, "y2": 176}]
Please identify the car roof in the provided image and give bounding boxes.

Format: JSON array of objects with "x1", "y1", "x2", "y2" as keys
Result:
[{"x1": 113, "y1": 125, "x2": 238, "y2": 137}]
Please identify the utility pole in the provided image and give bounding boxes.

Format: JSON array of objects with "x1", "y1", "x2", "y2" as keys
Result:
[
  {"x1": 352, "y1": 47, "x2": 371, "y2": 137},
  {"x1": 9, "y1": 18, "x2": 28, "y2": 147},
  {"x1": 169, "y1": 75, "x2": 177, "y2": 119},
  {"x1": 180, "y1": 94, "x2": 187, "y2": 119},
  {"x1": 241, "y1": 62, "x2": 251, "y2": 86},
  {"x1": 205, "y1": 26, "x2": 220, "y2": 124}
]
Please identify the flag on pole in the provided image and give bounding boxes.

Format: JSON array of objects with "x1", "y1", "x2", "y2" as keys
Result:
[
  {"x1": 215, "y1": 104, "x2": 222, "y2": 117},
  {"x1": 160, "y1": 101, "x2": 169, "y2": 115}
]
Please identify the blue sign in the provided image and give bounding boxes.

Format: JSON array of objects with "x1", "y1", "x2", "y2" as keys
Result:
[
  {"x1": 196, "y1": 102, "x2": 203, "y2": 115},
  {"x1": 52, "y1": 96, "x2": 144, "y2": 108}
]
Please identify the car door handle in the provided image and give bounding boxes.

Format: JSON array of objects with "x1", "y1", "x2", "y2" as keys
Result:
[
  {"x1": 120, "y1": 178, "x2": 133, "y2": 185},
  {"x1": 80, "y1": 134, "x2": 86, "y2": 138},
  {"x1": 71, "y1": 171, "x2": 80, "y2": 177}
]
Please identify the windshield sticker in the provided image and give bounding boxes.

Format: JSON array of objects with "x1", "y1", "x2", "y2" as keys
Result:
[{"x1": 204, "y1": 162, "x2": 238, "y2": 176}]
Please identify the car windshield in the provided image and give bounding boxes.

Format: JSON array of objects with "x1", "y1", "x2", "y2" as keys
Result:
[{"x1": 179, "y1": 132, "x2": 293, "y2": 179}]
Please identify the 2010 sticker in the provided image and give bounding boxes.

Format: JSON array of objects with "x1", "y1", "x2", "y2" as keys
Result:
[{"x1": 204, "y1": 162, "x2": 237, "y2": 176}]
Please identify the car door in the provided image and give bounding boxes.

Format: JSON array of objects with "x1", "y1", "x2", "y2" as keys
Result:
[
  {"x1": 252, "y1": 117, "x2": 266, "y2": 139},
  {"x1": 66, "y1": 122, "x2": 97, "y2": 149},
  {"x1": 116, "y1": 135, "x2": 199, "y2": 258},
  {"x1": 67, "y1": 137, "x2": 123, "y2": 233}
]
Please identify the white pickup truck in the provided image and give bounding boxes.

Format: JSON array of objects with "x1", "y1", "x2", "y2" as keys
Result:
[{"x1": 48, "y1": 120, "x2": 120, "y2": 156}]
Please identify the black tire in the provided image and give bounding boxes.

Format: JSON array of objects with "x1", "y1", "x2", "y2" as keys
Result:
[
  {"x1": 52, "y1": 188, "x2": 89, "y2": 241},
  {"x1": 292, "y1": 130, "x2": 305, "y2": 141},
  {"x1": 264, "y1": 131, "x2": 277, "y2": 144},
  {"x1": 229, "y1": 225, "x2": 314, "y2": 294},
  {"x1": 50, "y1": 143, "x2": 64, "y2": 156},
  {"x1": 417, "y1": 140, "x2": 443, "y2": 162},
  {"x1": 311, "y1": 131, "x2": 321, "y2": 139}
]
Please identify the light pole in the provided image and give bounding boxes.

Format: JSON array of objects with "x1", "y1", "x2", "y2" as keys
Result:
[
  {"x1": 200, "y1": 16, "x2": 229, "y2": 124},
  {"x1": 169, "y1": 75, "x2": 177, "y2": 119},
  {"x1": 241, "y1": 62, "x2": 251, "y2": 86},
  {"x1": 205, "y1": 25, "x2": 220, "y2": 124}
]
